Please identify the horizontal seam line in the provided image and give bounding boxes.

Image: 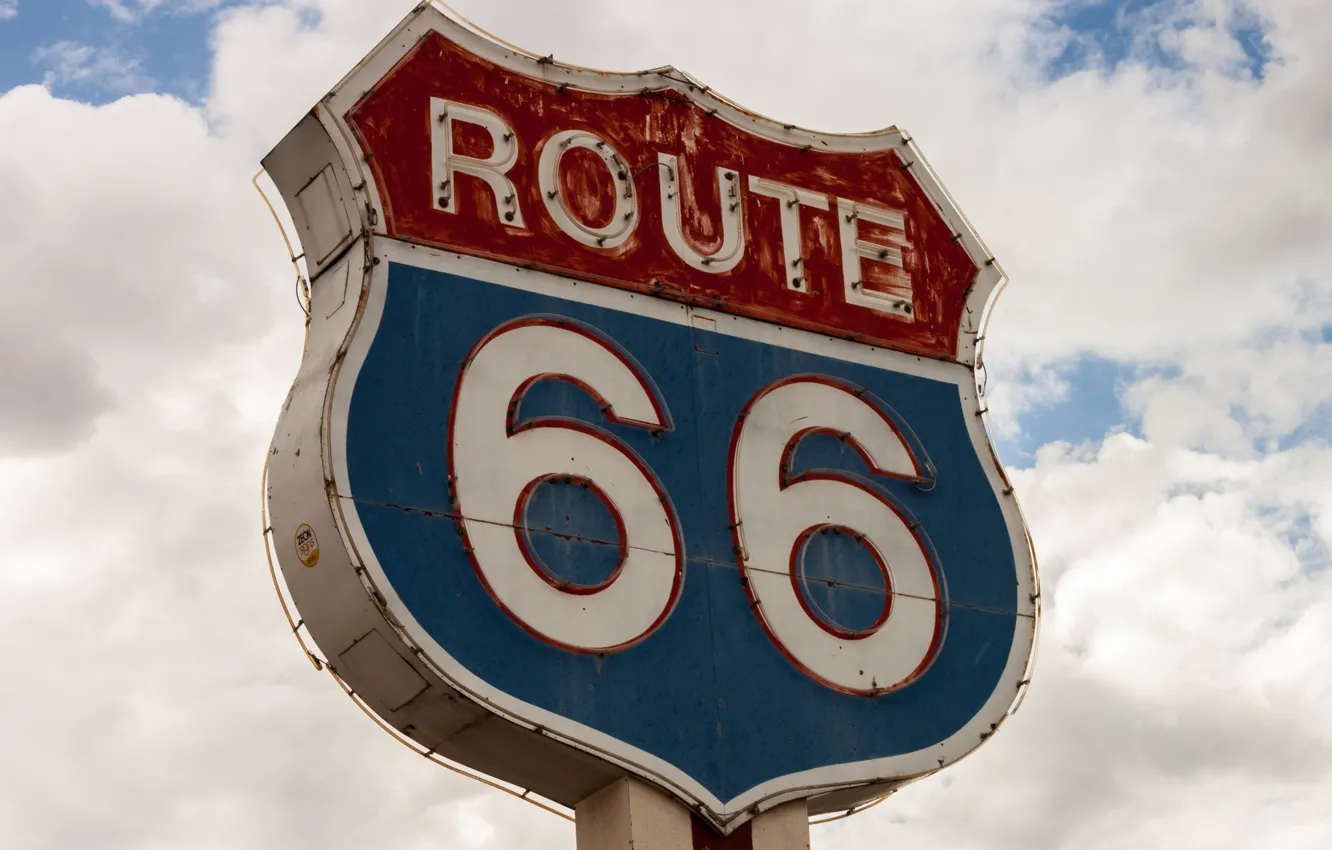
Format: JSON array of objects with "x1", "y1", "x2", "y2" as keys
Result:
[{"x1": 345, "y1": 496, "x2": 1034, "y2": 617}]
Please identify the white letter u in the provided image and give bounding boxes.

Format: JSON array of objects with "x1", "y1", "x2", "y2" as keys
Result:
[{"x1": 658, "y1": 153, "x2": 745, "y2": 274}]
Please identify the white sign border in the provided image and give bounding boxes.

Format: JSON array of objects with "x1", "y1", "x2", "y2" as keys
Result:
[
  {"x1": 327, "y1": 238, "x2": 1037, "y2": 820},
  {"x1": 275, "y1": 1, "x2": 1043, "y2": 825}
]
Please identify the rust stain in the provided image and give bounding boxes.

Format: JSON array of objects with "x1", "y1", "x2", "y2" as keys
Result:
[
  {"x1": 348, "y1": 31, "x2": 977, "y2": 359},
  {"x1": 556, "y1": 145, "x2": 617, "y2": 229}
]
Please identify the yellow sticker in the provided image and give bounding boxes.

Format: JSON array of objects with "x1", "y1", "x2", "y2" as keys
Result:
[{"x1": 295, "y1": 524, "x2": 320, "y2": 568}]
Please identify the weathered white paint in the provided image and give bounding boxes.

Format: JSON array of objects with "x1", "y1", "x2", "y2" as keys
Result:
[
  {"x1": 538, "y1": 130, "x2": 639, "y2": 249},
  {"x1": 452, "y1": 322, "x2": 680, "y2": 652},
  {"x1": 732, "y1": 379, "x2": 938, "y2": 693},
  {"x1": 658, "y1": 153, "x2": 745, "y2": 273},
  {"x1": 837, "y1": 199, "x2": 912, "y2": 319},
  {"x1": 293, "y1": 164, "x2": 354, "y2": 265},
  {"x1": 747, "y1": 177, "x2": 829, "y2": 292},
  {"x1": 431, "y1": 97, "x2": 526, "y2": 227}
]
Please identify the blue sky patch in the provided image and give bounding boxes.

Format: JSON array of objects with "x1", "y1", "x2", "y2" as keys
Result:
[
  {"x1": 0, "y1": 0, "x2": 236, "y2": 102},
  {"x1": 996, "y1": 356, "x2": 1146, "y2": 467},
  {"x1": 1039, "y1": 0, "x2": 1272, "y2": 81},
  {"x1": 1274, "y1": 404, "x2": 1332, "y2": 455}
]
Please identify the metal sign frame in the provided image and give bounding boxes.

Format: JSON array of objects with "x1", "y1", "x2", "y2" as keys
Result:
[{"x1": 262, "y1": 2, "x2": 1039, "y2": 834}]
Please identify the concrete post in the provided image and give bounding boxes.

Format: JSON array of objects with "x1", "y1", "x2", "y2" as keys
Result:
[{"x1": 575, "y1": 778, "x2": 809, "y2": 850}]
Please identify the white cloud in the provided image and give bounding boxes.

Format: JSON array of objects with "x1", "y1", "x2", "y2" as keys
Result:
[
  {"x1": 0, "y1": 1, "x2": 17, "y2": 22},
  {"x1": 1122, "y1": 329, "x2": 1332, "y2": 456},
  {"x1": 0, "y1": 84, "x2": 279, "y2": 456},
  {"x1": 820, "y1": 433, "x2": 1332, "y2": 849},
  {"x1": 88, "y1": 0, "x2": 137, "y2": 21},
  {"x1": 88, "y1": 0, "x2": 224, "y2": 22},
  {"x1": 33, "y1": 41, "x2": 155, "y2": 94},
  {"x1": 0, "y1": 80, "x2": 559, "y2": 847},
  {"x1": 1, "y1": 0, "x2": 1331, "y2": 847},
  {"x1": 982, "y1": 362, "x2": 1073, "y2": 443}
]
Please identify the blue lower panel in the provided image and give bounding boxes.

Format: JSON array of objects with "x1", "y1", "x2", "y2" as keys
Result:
[
  {"x1": 346, "y1": 263, "x2": 1023, "y2": 803},
  {"x1": 354, "y1": 503, "x2": 725, "y2": 792},
  {"x1": 703, "y1": 559, "x2": 1017, "y2": 785}
]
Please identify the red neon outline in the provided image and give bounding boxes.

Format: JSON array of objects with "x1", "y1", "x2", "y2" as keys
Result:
[
  {"x1": 541, "y1": 133, "x2": 622, "y2": 233},
  {"x1": 727, "y1": 374, "x2": 944, "y2": 697},
  {"x1": 767, "y1": 374, "x2": 929, "y2": 484},
  {"x1": 447, "y1": 316, "x2": 684, "y2": 656},
  {"x1": 789, "y1": 524, "x2": 893, "y2": 642},
  {"x1": 514, "y1": 474, "x2": 629, "y2": 596},
  {"x1": 488, "y1": 316, "x2": 673, "y2": 433}
]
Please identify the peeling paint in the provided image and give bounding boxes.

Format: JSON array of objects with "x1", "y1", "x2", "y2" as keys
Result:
[{"x1": 347, "y1": 33, "x2": 977, "y2": 359}]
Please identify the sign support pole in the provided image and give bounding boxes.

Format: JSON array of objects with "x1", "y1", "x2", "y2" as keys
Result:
[{"x1": 575, "y1": 779, "x2": 810, "y2": 850}]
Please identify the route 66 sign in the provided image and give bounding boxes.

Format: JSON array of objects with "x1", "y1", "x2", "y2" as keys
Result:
[{"x1": 263, "y1": 3, "x2": 1037, "y2": 834}]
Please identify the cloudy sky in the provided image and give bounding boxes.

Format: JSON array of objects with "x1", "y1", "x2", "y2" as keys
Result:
[{"x1": 1, "y1": 0, "x2": 1330, "y2": 847}]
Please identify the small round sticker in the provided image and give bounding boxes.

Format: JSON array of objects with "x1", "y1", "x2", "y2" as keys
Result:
[{"x1": 295, "y1": 524, "x2": 320, "y2": 568}]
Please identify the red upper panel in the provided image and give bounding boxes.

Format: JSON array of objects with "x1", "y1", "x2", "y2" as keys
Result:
[{"x1": 347, "y1": 31, "x2": 977, "y2": 359}]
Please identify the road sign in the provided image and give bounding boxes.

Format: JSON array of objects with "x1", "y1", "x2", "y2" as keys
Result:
[{"x1": 262, "y1": 3, "x2": 1037, "y2": 835}]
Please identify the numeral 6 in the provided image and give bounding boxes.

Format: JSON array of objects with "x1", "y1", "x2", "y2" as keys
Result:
[
  {"x1": 729, "y1": 377, "x2": 943, "y2": 695},
  {"x1": 449, "y1": 318, "x2": 684, "y2": 653},
  {"x1": 450, "y1": 319, "x2": 944, "y2": 692}
]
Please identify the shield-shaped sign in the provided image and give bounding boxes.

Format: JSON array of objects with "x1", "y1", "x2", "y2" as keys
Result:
[{"x1": 263, "y1": 3, "x2": 1037, "y2": 834}]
